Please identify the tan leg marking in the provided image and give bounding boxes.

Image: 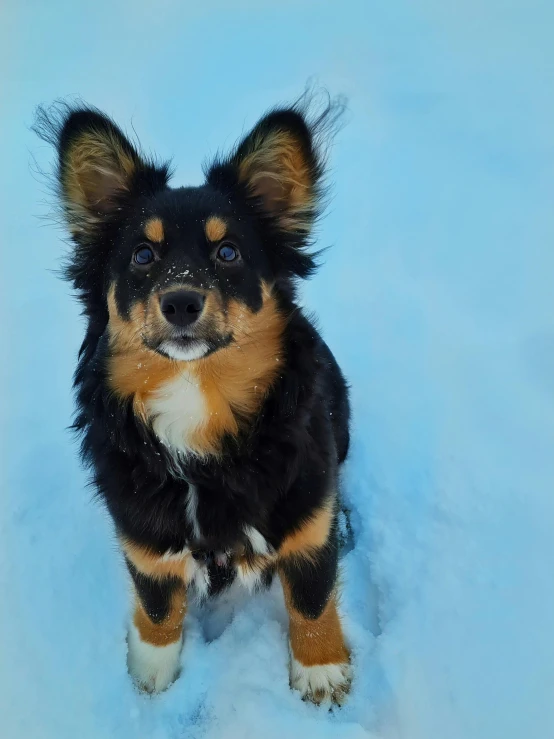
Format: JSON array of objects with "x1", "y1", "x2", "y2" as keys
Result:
[
  {"x1": 278, "y1": 497, "x2": 351, "y2": 704},
  {"x1": 281, "y1": 578, "x2": 349, "y2": 667},
  {"x1": 123, "y1": 539, "x2": 188, "y2": 693},
  {"x1": 120, "y1": 537, "x2": 188, "y2": 580},
  {"x1": 278, "y1": 500, "x2": 334, "y2": 561},
  {"x1": 281, "y1": 575, "x2": 351, "y2": 704},
  {"x1": 133, "y1": 586, "x2": 186, "y2": 647}
]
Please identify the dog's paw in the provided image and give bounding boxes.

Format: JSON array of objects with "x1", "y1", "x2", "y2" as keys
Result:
[
  {"x1": 290, "y1": 658, "x2": 352, "y2": 705},
  {"x1": 127, "y1": 623, "x2": 182, "y2": 694}
]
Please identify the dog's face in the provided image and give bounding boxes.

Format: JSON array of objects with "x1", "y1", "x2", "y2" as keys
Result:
[
  {"x1": 106, "y1": 187, "x2": 275, "y2": 362},
  {"x1": 40, "y1": 104, "x2": 328, "y2": 363}
]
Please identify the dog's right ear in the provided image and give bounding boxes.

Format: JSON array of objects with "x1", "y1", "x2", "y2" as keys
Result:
[{"x1": 33, "y1": 104, "x2": 170, "y2": 239}]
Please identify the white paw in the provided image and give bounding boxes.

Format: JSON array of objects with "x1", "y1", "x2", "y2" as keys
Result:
[
  {"x1": 290, "y1": 657, "x2": 352, "y2": 705},
  {"x1": 127, "y1": 623, "x2": 182, "y2": 693}
]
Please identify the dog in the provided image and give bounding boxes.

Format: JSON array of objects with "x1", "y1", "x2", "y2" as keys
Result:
[{"x1": 34, "y1": 96, "x2": 352, "y2": 704}]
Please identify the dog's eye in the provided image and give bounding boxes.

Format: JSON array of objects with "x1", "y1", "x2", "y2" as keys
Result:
[
  {"x1": 133, "y1": 246, "x2": 155, "y2": 266},
  {"x1": 217, "y1": 242, "x2": 240, "y2": 262}
]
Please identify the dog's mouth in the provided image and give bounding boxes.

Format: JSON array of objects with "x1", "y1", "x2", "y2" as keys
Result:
[
  {"x1": 156, "y1": 336, "x2": 211, "y2": 361},
  {"x1": 136, "y1": 289, "x2": 236, "y2": 363},
  {"x1": 151, "y1": 332, "x2": 233, "y2": 362}
]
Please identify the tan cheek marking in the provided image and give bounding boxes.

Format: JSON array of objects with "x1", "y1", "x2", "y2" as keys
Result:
[
  {"x1": 204, "y1": 215, "x2": 227, "y2": 242},
  {"x1": 281, "y1": 577, "x2": 349, "y2": 667},
  {"x1": 278, "y1": 501, "x2": 334, "y2": 560},
  {"x1": 133, "y1": 586, "x2": 186, "y2": 646},
  {"x1": 184, "y1": 285, "x2": 284, "y2": 456},
  {"x1": 106, "y1": 285, "x2": 147, "y2": 352},
  {"x1": 144, "y1": 217, "x2": 164, "y2": 243},
  {"x1": 106, "y1": 284, "x2": 183, "y2": 416}
]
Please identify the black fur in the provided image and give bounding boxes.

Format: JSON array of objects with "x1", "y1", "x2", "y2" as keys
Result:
[
  {"x1": 280, "y1": 507, "x2": 341, "y2": 619},
  {"x1": 34, "y1": 95, "x2": 350, "y2": 620},
  {"x1": 126, "y1": 559, "x2": 182, "y2": 624}
]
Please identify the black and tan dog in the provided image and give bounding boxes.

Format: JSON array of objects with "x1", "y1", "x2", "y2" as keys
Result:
[{"x1": 34, "y1": 96, "x2": 352, "y2": 704}]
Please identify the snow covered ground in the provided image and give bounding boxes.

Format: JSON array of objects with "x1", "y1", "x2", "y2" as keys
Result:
[{"x1": 1, "y1": 1, "x2": 553, "y2": 737}]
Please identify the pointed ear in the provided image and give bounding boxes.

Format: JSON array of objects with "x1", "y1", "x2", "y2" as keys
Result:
[
  {"x1": 34, "y1": 105, "x2": 169, "y2": 237},
  {"x1": 229, "y1": 110, "x2": 324, "y2": 234}
]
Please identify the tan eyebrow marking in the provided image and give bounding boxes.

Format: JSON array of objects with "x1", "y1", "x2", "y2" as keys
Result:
[
  {"x1": 144, "y1": 217, "x2": 164, "y2": 243},
  {"x1": 204, "y1": 215, "x2": 227, "y2": 242}
]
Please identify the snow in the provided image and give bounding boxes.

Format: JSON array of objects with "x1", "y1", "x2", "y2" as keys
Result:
[{"x1": 1, "y1": 1, "x2": 553, "y2": 737}]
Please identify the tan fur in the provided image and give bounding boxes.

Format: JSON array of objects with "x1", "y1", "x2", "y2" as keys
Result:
[
  {"x1": 238, "y1": 131, "x2": 314, "y2": 232},
  {"x1": 144, "y1": 217, "x2": 164, "y2": 243},
  {"x1": 63, "y1": 131, "x2": 136, "y2": 231},
  {"x1": 121, "y1": 538, "x2": 188, "y2": 580},
  {"x1": 133, "y1": 586, "x2": 186, "y2": 646},
  {"x1": 106, "y1": 286, "x2": 181, "y2": 421},
  {"x1": 278, "y1": 500, "x2": 334, "y2": 560},
  {"x1": 281, "y1": 576, "x2": 349, "y2": 667},
  {"x1": 237, "y1": 550, "x2": 277, "y2": 582},
  {"x1": 106, "y1": 282, "x2": 285, "y2": 456},
  {"x1": 235, "y1": 497, "x2": 336, "y2": 575},
  {"x1": 123, "y1": 535, "x2": 275, "y2": 590},
  {"x1": 204, "y1": 216, "x2": 227, "y2": 242},
  {"x1": 189, "y1": 288, "x2": 285, "y2": 454}
]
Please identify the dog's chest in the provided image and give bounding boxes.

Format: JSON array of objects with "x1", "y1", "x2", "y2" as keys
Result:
[
  {"x1": 144, "y1": 372, "x2": 273, "y2": 594},
  {"x1": 145, "y1": 369, "x2": 207, "y2": 457}
]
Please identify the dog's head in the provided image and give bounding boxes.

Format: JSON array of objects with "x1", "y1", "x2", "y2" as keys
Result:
[{"x1": 36, "y1": 100, "x2": 340, "y2": 366}]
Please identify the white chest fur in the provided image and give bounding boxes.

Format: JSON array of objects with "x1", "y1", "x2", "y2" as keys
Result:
[{"x1": 145, "y1": 370, "x2": 207, "y2": 458}]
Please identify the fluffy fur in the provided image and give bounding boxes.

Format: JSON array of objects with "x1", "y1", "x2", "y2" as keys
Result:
[{"x1": 34, "y1": 93, "x2": 352, "y2": 704}]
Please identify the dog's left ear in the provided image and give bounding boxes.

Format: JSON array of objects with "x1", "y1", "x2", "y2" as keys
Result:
[
  {"x1": 57, "y1": 110, "x2": 142, "y2": 226},
  {"x1": 209, "y1": 109, "x2": 325, "y2": 236},
  {"x1": 33, "y1": 104, "x2": 170, "y2": 239}
]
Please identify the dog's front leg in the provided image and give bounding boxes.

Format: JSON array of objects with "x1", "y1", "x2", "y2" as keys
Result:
[
  {"x1": 279, "y1": 522, "x2": 351, "y2": 705},
  {"x1": 124, "y1": 558, "x2": 187, "y2": 693}
]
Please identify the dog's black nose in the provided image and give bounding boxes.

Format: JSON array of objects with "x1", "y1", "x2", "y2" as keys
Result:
[{"x1": 160, "y1": 290, "x2": 205, "y2": 327}]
